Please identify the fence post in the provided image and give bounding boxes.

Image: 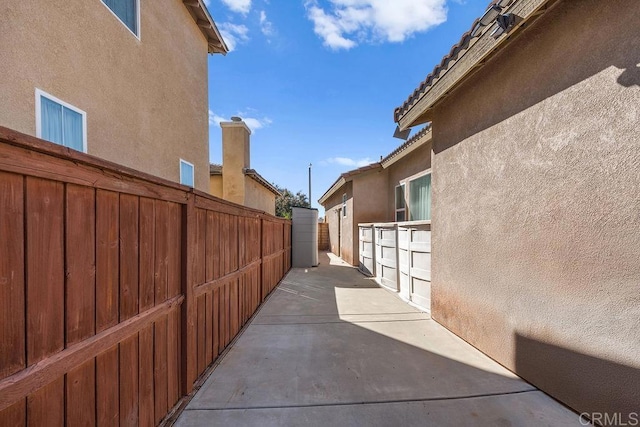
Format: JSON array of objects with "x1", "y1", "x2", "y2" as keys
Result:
[{"x1": 180, "y1": 191, "x2": 197, "y2": 394}]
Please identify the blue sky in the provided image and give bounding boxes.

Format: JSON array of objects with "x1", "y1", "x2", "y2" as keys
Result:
[{"x1": 204, "y1": 0, "x2": 488, "y2": 216}]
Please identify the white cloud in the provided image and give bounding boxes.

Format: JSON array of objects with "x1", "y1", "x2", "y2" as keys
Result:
[
  {"x1": 326, "y1": 156, "x2": 375, "y2": 167},
  {"x1": 305, "y1": 0, "x2": 447, "y2": 50},
  {"x1": 220, "y1": 0, "x2": 252, "y2": 14},
  {"x1": 259, "y1": 10, "x2": 275, "y2": 37},
  {"x1": 219, "y1": 23, "x2": 249, "y2": 52},
  {"x1": 209, "y1": 110, "x2": 273, "y2": 132}
]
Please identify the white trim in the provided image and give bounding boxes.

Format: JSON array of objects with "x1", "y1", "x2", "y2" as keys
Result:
[
  {"x1": 399, "y1": 169, "x2": 432, "y2": 222},
  {"x1": 180, "y1": 159, "x2": 195, "y2": 187},
  {"x1": 101, "y1": 0, "x2": 141, "y2": 40},
  {"x1": 342, "y1": 193, "x2": 347, "y2": 217},
  {"x1": 395, "y1": 183, "x2": 406, "y2": 222},
  {"x1": 35, "y1": 88, "x2": 88, "y2": 153}
]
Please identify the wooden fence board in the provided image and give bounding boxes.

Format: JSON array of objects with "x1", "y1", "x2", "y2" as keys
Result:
[
  {"x1": 167, "y1": 308, "x2": 180, "y2": 407},
  {"x1": 27, "y1": 378, "x2": 64, "y2": 427},
  {"x1": 138, "y1": 325, "x2": 155, "y2": 427},
  {"x1": 139, "y1": 198, "x2": 156, "y2": 311},
  {"x1": 120, "y1": 194, "x2": 140, "y2": 321},
  {"x1": 0, "y1": 399, "x2": 25, "y2": 427},
  {"x1": 65, "y1": 184, "x2": 96, "y2": 344},
  {"x1": 119, "y1": 335, "x2": 139, "y2": 427},
  {"x1": 66, "y1": 360, "x2": 96, "y2": 427},
  {"x1": 0, "y1": 172, "x2": 25, "y2": 380},
  {"x1": 65, "y1": 188, "x2": 97, "y2": 427},
  {"x1": 26, "y1": 178, "x2": 64, "y2": 365},
  {"x1": 155, "y1": 201, "x2": 169, "y2": 303},
  {"x1": 96, "y1": 190, "x2": 119, "y2": 332},
  {"x1": 153, "y1": 318, "x2": 168, "y2": 425},
  {"x1": 96, "y1": 346, "x2": 119, "y2": 427}
]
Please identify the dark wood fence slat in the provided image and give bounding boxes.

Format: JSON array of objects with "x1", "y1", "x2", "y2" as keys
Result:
[
  {"x1": 96, "y1": 190, "x2": 120, "y2": 332},
  {"x1": 66, "y1": 360, "x2": 96, "y2": 427},
  {"x1": 0, "y1": 172, "x2": 25, "y2": 380},
  {"x1": 119, "y1": 335, "x2": 139, "y2": 427},
  {"x1": 138, "y1": 325, "x2": 155, "y2": 427},
  {"x1": 0, "y1": 399, "x2": 25, "y2": 427},
  {"x1": 96, "y1": 346, "x2": 119, "y2": 427},
  {"x1": 167, "y1": 308, "x2": 180, "y2": 407},
  {"x1": 120, "y1": 195, "x2": 140, "y2": 321},
  {"x1": 26, "y1": 378, "x2": 64, "y2": 427},
  {"x1": 26, "y1": 178, "x2": 65, "y2": 365},
  {"x1": 153, "y1": 318, "x2": 168, "y2": 425},
  {"x1": 139, "y1": 198, "x2": 156, "y2": 312}
]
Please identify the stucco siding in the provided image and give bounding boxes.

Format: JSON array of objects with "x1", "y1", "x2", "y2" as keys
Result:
[
  {"x1": 0, "y1": 0, "x2": 210, "y2": 191},
  {"x1": 386, "y1": 143, "x2": 431, "y2": 222},
  {"x1": 245, "y1": 177, "x2": 276, "y2": 215},
  {"x1": 323, "y1": 182, "x2": 353, "y2": 264},
  {"x1": 431, "y1": 0, "x2": 639, "y2": 416},
  {"x1": 210, "y1": 175, "x2": 223, "y2": 198}
]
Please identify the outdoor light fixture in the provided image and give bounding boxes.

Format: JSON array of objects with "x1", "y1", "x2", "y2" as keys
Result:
[
  {"x1": 393, "y1": 125, "x2": 411, "y2": 140},
  {"x1": 471, "y1": 5, "x2": 502, "y2": 37},
  {"x1": 491, "y1": 13, "x2": 517, "y2": 38},
  {"x1": 479, "y1": 5, "x2": 502, "y2": 26}
]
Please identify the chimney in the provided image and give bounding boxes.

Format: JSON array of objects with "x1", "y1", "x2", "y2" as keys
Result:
[{"x1": 220, "y1": 118, "x2": 251, "y2": 206}]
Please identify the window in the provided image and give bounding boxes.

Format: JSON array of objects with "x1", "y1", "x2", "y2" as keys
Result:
[
  {"x1": 408, "y1": 173, "x2": 431, "y2": 221},
  {"x1": 35, "y1": 89, "x2": 87, "y2": 152},
  {"x1": 180, "y1": 160, "x2": 195, "y2": 187},
  {"x1": 102, "y1": 0, "x2": 139, "y2": 36},
  {"x1": 342, "y1": 193, "x2": 347, "y2": 217},
  {"x1": 395, "y1": 184, "x2": 406, "y2": 222}
]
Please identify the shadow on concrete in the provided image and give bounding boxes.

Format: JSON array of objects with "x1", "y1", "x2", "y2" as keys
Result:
[
  {"x1": 176, "y1": 252, "x2": 581, "y2": 426},
  {"x1": 515, "y1": 334, "x2": 640, "y2": 420}
]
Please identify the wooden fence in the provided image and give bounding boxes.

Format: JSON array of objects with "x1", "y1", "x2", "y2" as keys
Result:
[
  {"x1": 358, "y1": 221, "x2": 431, "y2": 312},
  {"x1": 0, "y1": 127, "x2": 291, "y2": 426}
]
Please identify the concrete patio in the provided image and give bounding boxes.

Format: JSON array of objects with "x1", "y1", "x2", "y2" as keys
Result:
[{"x1": 175, "y1": 252, "x2": 582, "y2": 426}]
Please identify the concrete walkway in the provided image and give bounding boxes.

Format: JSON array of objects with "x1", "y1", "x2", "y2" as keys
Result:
[{"x1": 175, "y1": 252, "x2": 581, "y2": 426}]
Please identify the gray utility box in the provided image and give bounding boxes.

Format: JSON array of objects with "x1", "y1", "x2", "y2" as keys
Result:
[{"x1": 291, "y1": 207, "x2": 319, "y2": 268}]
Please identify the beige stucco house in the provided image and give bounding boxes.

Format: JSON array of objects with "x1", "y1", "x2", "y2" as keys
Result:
[
  {"x1": 209, "y1": 119, "x2": 280, "y2": 215},
  {"x1": 394, "y1": 0, "x2": 639, "y2": 418},
  {"x1": 318, "y1": 127, "x2": 432, "y2": 266},
  {"x1": 0, "y1": 0, "x2": 227, "y2": 192}
]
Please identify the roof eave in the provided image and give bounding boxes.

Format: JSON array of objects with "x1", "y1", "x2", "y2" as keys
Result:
[
  {"x1": 244, "y1": 169, "x2": 282, "y2": 196},
  {"x1": 318, "y1": 177, "x2": 347, "y2": 205},
  {"x1": 381, "y1": 126, "x2": 432, "y2": 169},
  {"x1": 394, "y1": 0, "x2": 556, "y2": 130},
  {"x1": 182, "y1": 0, "x2": 229, "y2": 55}
]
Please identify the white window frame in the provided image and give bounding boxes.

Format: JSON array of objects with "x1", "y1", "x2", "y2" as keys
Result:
[
  {"x1": 35, "y1": 88, "x2": 88, "y2": 153},
  {"x1": 342, "y1": 193, "x2": 347, "y2": 217},
  {"x1": 400, "y1": 169, "x2": 432, "y2": 222},
  {"x1": 101, "y1": 0, "x2": 141, "y2": 39},
  {"x1": 395, "y1": 183, "x2": 406, "y2": 222},
  {"x1": 180, "y1": 159, "x2": 195, "y2": 188}
]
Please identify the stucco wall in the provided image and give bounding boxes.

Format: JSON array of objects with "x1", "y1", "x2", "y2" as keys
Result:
[
  {"x1": 322, "y1": 182, "x2": 353, "y2": 264},
  {"x1": 431, "y1": 0, "x2": 639, "y2": 416},
  {"x1": 209, "y1": 175, "x2": 223, "y2": 198},
  {"x1": 353, "y1": 169, "x2": 388, "y2": 261},
  {"x1": 0, "y1": 0, "x2": 210, "y2": 191},
  {"x1": 244, "y1": 177, "x2": 276, "y2": 216},
  {"x1": 386, "y1": 142, "x2": 432, "y2": 221}
]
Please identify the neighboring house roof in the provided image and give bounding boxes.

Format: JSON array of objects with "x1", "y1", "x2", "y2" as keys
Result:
[
  {"x1": 243, "y1": 168, "x2": 282, "y2": 196},
  {"x1": 183, "y1": 0, "x2": 229, "y2": 54},
  {"x1": 381, "y1": 125, "x2": 432, "y2": 169},
  {"x1": 318, "y1": 163, "x2": 382, "y2": 205},
  {"x1": 209, "y1": 163, "x2": 281, "y2": 196},
  {"x1": 394, "y1": 0, "x2": 557, "y2": 129}
]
